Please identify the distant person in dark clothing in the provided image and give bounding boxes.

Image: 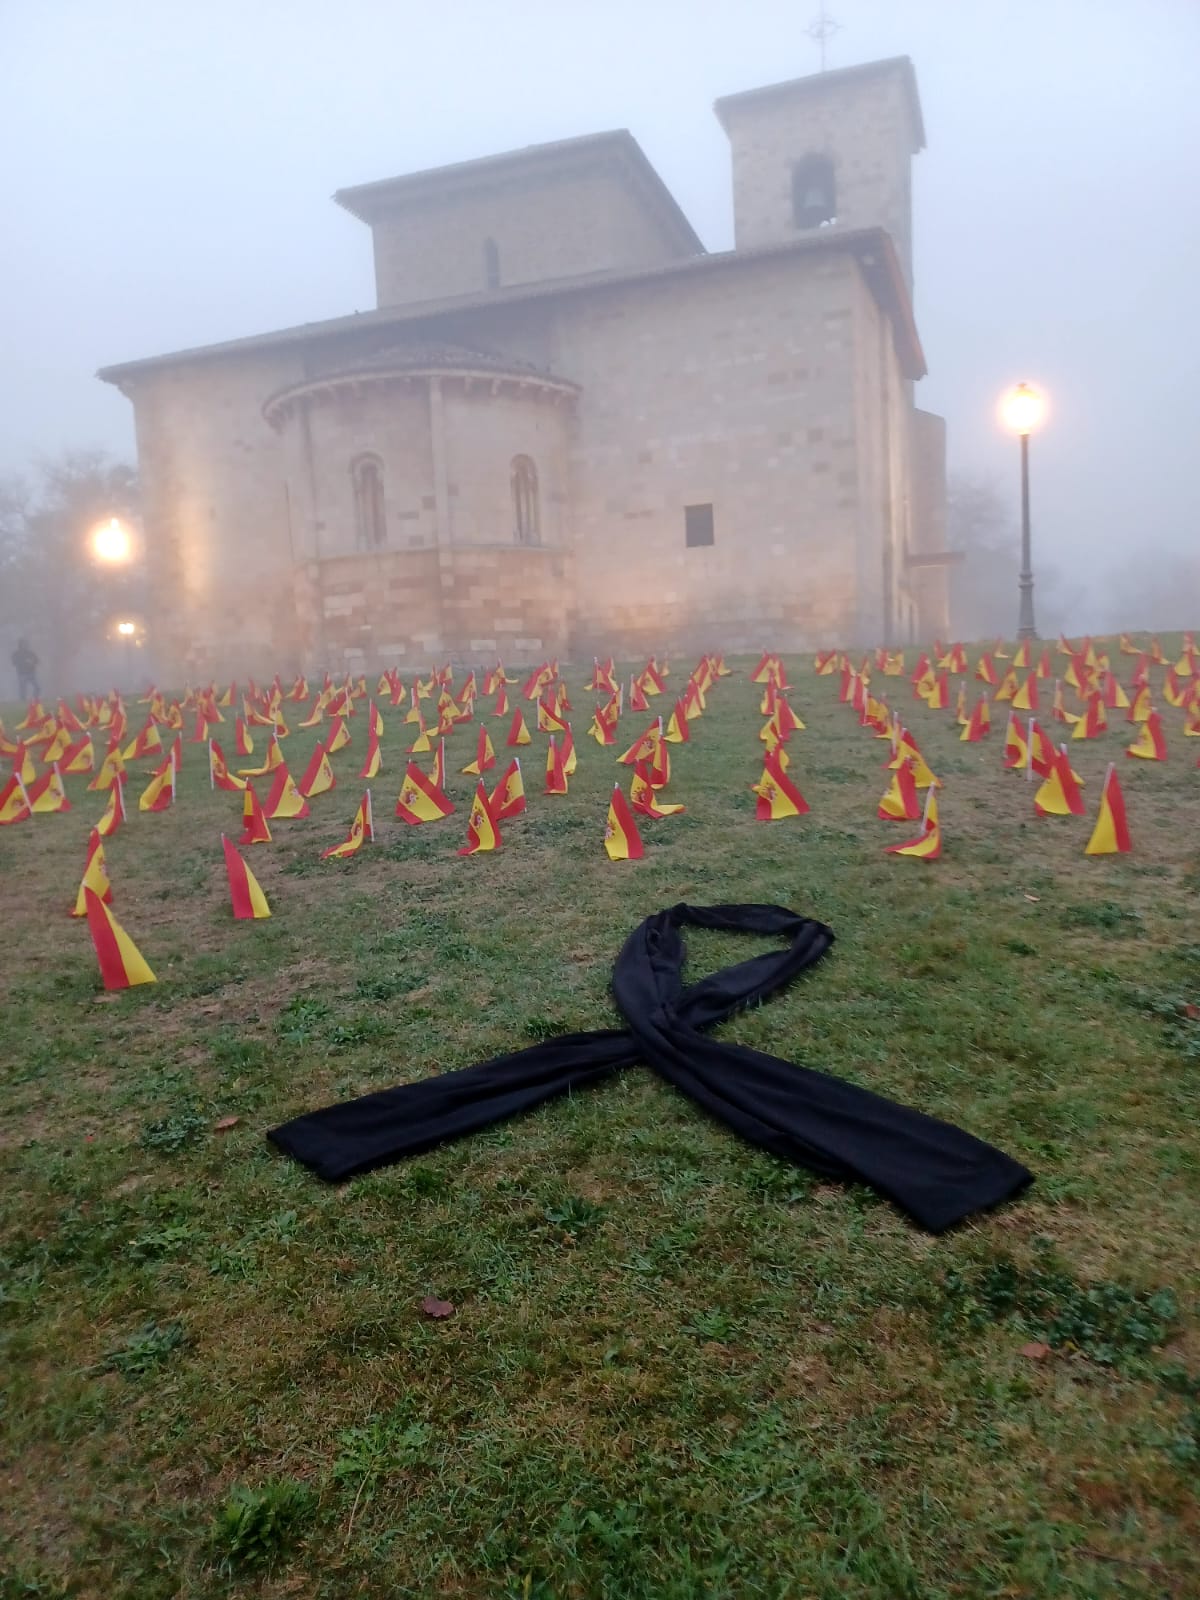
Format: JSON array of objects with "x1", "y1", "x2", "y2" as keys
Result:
[{"x1": 12, "y1": 638, "x2": 40, "y2": 701}]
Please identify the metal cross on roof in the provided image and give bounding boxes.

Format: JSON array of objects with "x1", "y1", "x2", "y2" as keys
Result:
[{"x1": 805, "y1": 5, "x2": 843, "y2": 71}]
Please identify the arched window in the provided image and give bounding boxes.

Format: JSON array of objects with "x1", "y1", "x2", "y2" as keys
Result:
[
  {"x1": 484, "y1": 237, "x2": 501, "y2": 290},
  {"x1": 351, "y1": 454, "x2": 387, "y2": 549},
  {"x1": 511, "y1": 455, "x2": 540, "y2": 545},
  {"x1": 792, "y1": 153, "x2": 837, "y2": 230}
]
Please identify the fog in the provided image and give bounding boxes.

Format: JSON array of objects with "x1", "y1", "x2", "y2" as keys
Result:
[{"x1": 2, "y1": 0, "x2": 1198, "y2": 630}]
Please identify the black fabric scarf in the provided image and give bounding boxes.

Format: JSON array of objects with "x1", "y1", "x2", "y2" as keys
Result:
[{"x1": 268, "y1": 903, "x2": 1032, "y2": 1232}]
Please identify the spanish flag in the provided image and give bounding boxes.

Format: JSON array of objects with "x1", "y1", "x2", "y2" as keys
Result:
[
  {"x1": 1011, "y1": 672, "x2": 1039, "y2": 712},
  {"x1": 239, "y1": 733, "x2": 283, "y2": 777},
  {"x1": 1085, "y1": 764, "x2": 1132, "y2": 856},
  {"x1": 408, "y1": 718, "x2": 432, "y2": 754},
  {"x1": 137, "y1": 754, "x2": 175, "y2": 813},
  {"x1": 631, "y1": 761, "x2": 684, "y2": 817},
  {"x1": 561, "y1": 725, "x2": 577, "y2": 777},
  {"x1": 240, "y1": 781, "x2": 273, "y2": 844},
  {"x1": 885, "y1": 788, "x2": 942, "y2": 860},
  {"x1": 458, "y1": 781, "x2": 502, "y2": 856},
  {"x1": 959, "y1": 696, "x2": 991, "y2": 743},
  {"x1": 263, "y1": 764, "x2": 311, "y2": 819},
  {"x1": 322, "y1": 791, "x2": 374, "y2": 859},
  {"x1": 221, "y1": 834, "x2": 272, "y2": 919},
  {"x1": 71, "y1": 828, "x2": 112, "y2": 917},
  {"x1": 359, "y1": 724, "x2": 382, "y2": 779},
  {"x1": 1127, "y1": 684, "x2": 1152, "y2": 723},
  {"x1": 1035, "y1": 747, "x2": 1086, "y2": 817},
  {"x1": 208, "y1": 739, "x2": 247, "y2": 792},
  {"x1": 1126, "y1": 710, "x2": 1167, "y2": 761},
  {"x1": 462, "y1": 725, "x2": 496, "y2": 775},
  {"x1": 298, "y1": 742, "x2": 336, "y2": 798},
  {"x1": 753, "y1": 750, "x2": 809, "y2": 821},
  {"x1": 29, "y1": 764, "x2": 72, "y2": 814},
  {"x1": 95, "y1": 775, "x2": 127, "y2": 836},
  {"x1": 85, "y1": 888, "x2": 156, "y2": 989},
  {"x1": 122, "y1": 720, "x2": 162, "y2": 761},
  {"x1": 368, "y1": 700, "x2": 385, "y2": 740},
  {"x1": 878, "y1": 758, "x2": 920, "y2": 821},
  {"x1": 395, "y1": 762, "x2": 454, "y2": 825},
  {"x1": 0, "y1": 772, "x2": 31, "y2": 826},
  {"x1": 1002, "y1": 710, "x2": 1028, "y2": 770},
  {"x1": 604, "y1": 782, "x2": 644, "y2": 861},
  {"x1": 493, "y1": 684, "x2": 510, "y2": 717},
  {"x1": 665, "y1": 700, "x2": 690, "y2": 744},
  {"x1": 234, "y1": 717, "x2": 254, "y2": 755},
  {"x1": 489, "y1": 758, "x2": 526, "y2": 821},
  {"x1": 61, "y1": 735, "x2": 95, "y2": 775},
  {"x1": 537, "y1": 697, "x2": 567, "y2": 735},
  {"x1": 544, "y1": 736, "x2": 569, "y2": 795}
]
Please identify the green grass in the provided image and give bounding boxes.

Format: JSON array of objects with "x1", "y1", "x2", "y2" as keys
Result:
[{"x1": 2, "y1": 644, "x2": 1198, "y2": 1598}]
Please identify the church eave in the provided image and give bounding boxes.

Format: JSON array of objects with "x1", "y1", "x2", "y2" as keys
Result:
[
  {"x1": 261, "y1": 363, "x2": 580, "y2": 429},
  {"x1": 98, "y1": 226, "x2": 923, "y2": 384}
]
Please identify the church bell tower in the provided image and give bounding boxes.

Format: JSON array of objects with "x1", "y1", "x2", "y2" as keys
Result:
[{"x1": 714, "y1": 55, "x2": 925, "y2": 290}]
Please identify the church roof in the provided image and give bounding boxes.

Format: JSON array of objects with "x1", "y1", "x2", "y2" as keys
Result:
[
  {"x1": 98, "y1": 226, "x2": 925, "y2": 384},
  {"x1": 261, "y1": 341, "x2": 579, "y2": 425},
  {"x1": 311, "y1": 340, "x2": 563, "y2": 382},
  {"x1": 334, "y1": 129, "x2": 704, "y2": 257},
  {"x1": 714, "y1": 56, "x2": 925, "y2": 151}
]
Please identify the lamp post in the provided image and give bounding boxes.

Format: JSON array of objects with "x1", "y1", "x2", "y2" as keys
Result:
[
  {"x1": 91, "y1": 516, "x2": 133, "y2": 566},
  {"x1": 1000, "y1": 383, "x2": 1046, "y2": 641}
]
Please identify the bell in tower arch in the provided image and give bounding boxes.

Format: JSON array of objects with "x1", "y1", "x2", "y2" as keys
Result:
[{"x1": 792, "y1": 153, "x2": 837, "y2": 230}]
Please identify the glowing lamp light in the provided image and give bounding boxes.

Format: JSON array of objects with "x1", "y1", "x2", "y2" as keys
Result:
[
  {"x1": 116, "y1": 620, "x2": 136, "y2": 636},
  {"x1": 92, "y1": 517, "x2": 133, "y2": 564},
  {"x1": 1000, "y1": 382, "x2": 1046, "y2": 437}
]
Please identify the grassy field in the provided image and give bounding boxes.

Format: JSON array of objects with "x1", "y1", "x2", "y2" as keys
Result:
[{"x1": 2, "y1": 646, "x2": 1198, "y2": 1599}]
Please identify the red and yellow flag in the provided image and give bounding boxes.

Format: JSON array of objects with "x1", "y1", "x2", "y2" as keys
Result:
[
  {"x1": 29, "y1": 764, "x2": 72, "y2": 814},
  {"x1": 488, "y1": 758, "x2": 526, "y2": 821},
  {"x1": 1035, "y1": 748, "x2": 1086, "y2": 817},
  {"x1": 358, "y1": 725, "x2": 382, "y2": 779},
  {"x1": 394, "y1": 763, "x2": 454, "y2": 825},
  {"x1": 222, "y1": 834, "x2": 271, "y2": 919},
  {"x1": 263, "y1": 764, "x2": 311, "y2": 819},
  {"x1": 239, "y1": 781, "x2": 273, "y2": 844},
  {"x1": 505, "y1": 708, "x2": 532, "y2": 748},
  {"x1": 1126, "y1": 710, "x2": 1166, "y2": 760},
  {"x1": 544, "y1": 736, "x2": 569, "y2": 795},
  {"x1": 95, "y1": 775, "x2": 126, "y2": 836},
  {"x1": 604, "y1": 782, "x2": 644, "y2": 861},
  {"x1": 298, "y1": 743, "x2": 336, "y2": 798},
  {"x1": 84, "y1": 889, "x2": 156, "y2": 989},
  {"x1": 885, "y1": 788, "x2": 942, "y2": 860},
  {"x1": 323, "y1": 791, "x2": 375, "y2": 858},
  {"x1": 0, "y1": 774, "x2": 31, "y2": 826},
  {"x1": 631, "y1": 761, "x2": 684, "y2": 818},
  {"x1": 71, "y1": 828, "x2": 112, "y2": 917},
  {"x1": 458, "y1": 781, "x2": 502, "y2": 856},
  {"x1": 462, "y1": 725, "x2": 496, "y2": 775},
  {"x1": 1085, "y1": 764, "x2": 1132, "y2": 856},
  {"x1": 753, "y1": 750, "x2": 809, "y2": 821},
  {"x1": 878, "y1": 758, "x2": 920, "y2": 821}
]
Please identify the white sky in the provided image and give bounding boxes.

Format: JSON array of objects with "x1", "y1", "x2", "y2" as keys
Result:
[{"x1": 2, "y1": 0, "x2": 1198, "y2": 607}]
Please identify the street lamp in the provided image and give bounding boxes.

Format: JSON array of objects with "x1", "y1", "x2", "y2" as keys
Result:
[
  {"x1": 91, "y1": 516, "x2": 133, "y2": 565},
  {"x1": 1000, "y1": 382, "x2": 1046, "y2": 640}
]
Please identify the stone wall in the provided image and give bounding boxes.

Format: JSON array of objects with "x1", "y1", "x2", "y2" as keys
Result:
[
  {"x1": 370, "y1": 163, "x2": 692, "y2": 309},
  {"x1": 306, "y1": 544, "x2": 572, "y2": 671},
  {"x1": 550, "y1": 249, "x2": 867, "y2": 656},
  {"x1": 125, "y1": 350, "x2": 306, "y2": 682}
]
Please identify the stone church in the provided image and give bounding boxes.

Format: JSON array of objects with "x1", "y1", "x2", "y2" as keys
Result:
[{"x1": 100, "y1": 55, "x2": 948, "y2": 679}]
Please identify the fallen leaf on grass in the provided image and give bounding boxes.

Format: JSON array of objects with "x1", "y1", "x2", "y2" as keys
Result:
[
  {"x1": 421, "y1": 1296, "x2": 455, "y2": 1319},
  {"x1": 1020, "y1": 1340, "x2": 1051, "y2": 1361},
  {"x1": 213, "y1": 1116, "x2": 240, "y2": 1132},
  {"x1": 1184, "y1": 1003, "x2": 1199, "y2": 1020},
  {"x1": 1023, "y1": 894, "x2": 1040, "y2": 903}
]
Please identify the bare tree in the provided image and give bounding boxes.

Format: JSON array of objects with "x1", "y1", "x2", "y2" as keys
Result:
[
  {"x1": 0, "y1": 451, "x2": 139, "y2": 695},
  {"x1": 947, "y1": 472, "x2": 1083, "y2": 642}
]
